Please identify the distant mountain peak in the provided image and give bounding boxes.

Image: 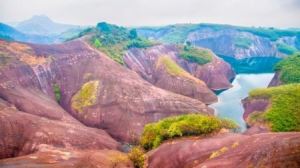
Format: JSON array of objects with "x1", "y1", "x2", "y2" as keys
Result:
[
  {"x1": 15, "y1": 15, "x2": 78, "y2": 36},
  {"x1": 29, "y1": 15, "x2": 53, "y2": 23}
]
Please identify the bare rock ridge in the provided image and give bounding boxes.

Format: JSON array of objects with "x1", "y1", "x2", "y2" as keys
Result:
[
  {"x1": 0, "y1": 39, "x2": 212, "y2": 146},
  {"x1": 0, "y1": 145, "x2": 133, "y2": 168},
  {"x1": 124, "y1": 44, "x2": 235, "y2": 94},
  {"x1": 147, "y1": 132, "x2": 300, "y2": 168}
]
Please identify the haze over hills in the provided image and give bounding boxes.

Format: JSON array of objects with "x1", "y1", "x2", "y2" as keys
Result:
[
  {"x1": 0, "y1": 14, "x2": 300, "y2": 167},
  {"x1": 13, "y1": 15, "x2": 83, "y2": 36},
  {"x1": 0, "y1": 16, "x2": 87, "y2": 44}
]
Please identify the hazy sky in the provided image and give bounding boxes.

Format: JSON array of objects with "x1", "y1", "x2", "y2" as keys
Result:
[{"x1": 1, "y1": 0, "x2": 300, "y2": 28}]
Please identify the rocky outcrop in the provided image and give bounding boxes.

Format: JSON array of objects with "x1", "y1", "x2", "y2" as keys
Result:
[
  {"x1": 268, "y1": 72, "x2": 282, "y2": 87},
  {"x1": 242, "y1": 97, "x2": 269, "y2": 121},
  {"x1": 0, "y1": 40, "x2": 212, "y2": 143},
  {"x1": 147, "y1": 132, "x2": 300, "y2": 168},
  {"x1": 124, "y1": 45, "x2": 234, "y2": 94},
  {"x1": 0, "y1": 98, "x2": 119, "y2": 159},
  {"x1": 0, "y1": 145, "x2": 133, "y2": 168}
]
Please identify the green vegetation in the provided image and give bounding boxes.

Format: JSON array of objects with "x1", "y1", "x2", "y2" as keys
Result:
[
  {"x1": 238, "y1": 27, "x2": 300, "y2": 41},
  {"x1": 156, "y1": 56, "x2": 190, "y2": 77},
  {"x1": 275, "y1": 53, "x2": 300, "y2": 84},
  {"x1": 0, "y1": 34, "x2": 13, "y2": 41},
  {"x1": 160, "y1": 24, "x2": 200, "y2": 43},
  {"x1": 178, "y1": 45, "x2": 213, "y2": 65},
  {"x1": 128, "y1": 146, "x2": 146, "y2": 168},
  {"x1": 249, "y1": 84, "x2": 300, "y2": 132},
  {"x1": 276, "y1": 43, "x2": 298, "y2": 55},
  {"x1": 140, "y1": 114, "x2": 237, "y2": 150},
  {"x1": 53, "y1": 84, "x2": 61, "y2": 103},
  {"x1": 91, "y1": 22, "x2": 155, "y2": 64},
  {"x1": 138, "y1": 23, "x2": 300, "y2": 44},
  {"x1": 71, "y1": 80, "x2": 99, "y2": 112},
  {"x1": 233, "y1": 37, "x2": 252, "y2": 49}
]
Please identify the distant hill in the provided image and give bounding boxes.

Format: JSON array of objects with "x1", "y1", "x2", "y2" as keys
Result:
[
  {"x1": 0, "y1": 22, "x2": 54, "y2": 43},
  {"x1": 14, "y1": 15, "x2": 80, "y2": 36},
  {"x1": 0, "y1": 21, "x2": 86, "y2": 44},
  {"x1": 137, "y1": 23, "x2": 300, "y2": 59}
]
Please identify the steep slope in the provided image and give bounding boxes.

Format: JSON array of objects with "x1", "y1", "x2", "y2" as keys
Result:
[
  {"x1": 15, "y1": 15, "x2": 80, "y2": 36},
  {"x1": 0, "y1": 99, "x2": 119, "y2": 159},
  {"x1": 124, "y1": 44, "x2": 235, "y2": 93},
  {"x1": 147, "y1": 132, "x2": 300, "y2": 168},
  {"x1": 0, "y1": 39, "x2": 212, "y2": 143}
]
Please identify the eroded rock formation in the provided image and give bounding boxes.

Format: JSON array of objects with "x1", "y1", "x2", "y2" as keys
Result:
[{"x1": 147, "y1": 132, "x2": 300, "y2": 168}]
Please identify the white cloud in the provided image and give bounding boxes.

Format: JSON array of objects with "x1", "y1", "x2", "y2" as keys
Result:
[{"x1": 0, "y1": 0, "x2": 299, "y2": 28}]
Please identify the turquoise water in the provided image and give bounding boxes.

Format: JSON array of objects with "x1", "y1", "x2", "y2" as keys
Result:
[{"x1": 210, "y1": 73, "x2": 274, "y2": 132}]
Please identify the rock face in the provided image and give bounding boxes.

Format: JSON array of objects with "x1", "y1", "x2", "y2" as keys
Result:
[
  {"x1": 187, "y1": 28, "x2": 278, "y2": 59},
  {"x1": 0, "y1": 98, "x2": 119, "y2": 159},
  {"x1": 242, "y1": 97, "x2": 269, "y2": 121},
  {"x1": 0, "y1": 40, "x2": 212, "y2": 143},
  {"x1": 0, "y1": 145, "x2": 133, "y2": 168},
  {"x1": 147, "y1": 132, "x2": 300, "y2": 168},
  {"x1": 268, "y1": 72, "x2": 282, "y2": 86},
  {"x1": 124, "y1": 45, "x2": 234, "y2": 93}
]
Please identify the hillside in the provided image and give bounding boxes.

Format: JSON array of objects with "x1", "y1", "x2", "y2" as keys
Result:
[
  {"x1": 243, "y1": 54, "x2": 300, "y2": 132},
  {"x1": 137, "y1": 23, "x2": 300, "y2": 58},
  {"x1": 269, "y1": 53, "x2": 300, "y2": 85}
]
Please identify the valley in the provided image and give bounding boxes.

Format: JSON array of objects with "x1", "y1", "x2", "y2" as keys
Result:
[{"x1": 0, "y1": 15, "x2": 300, "y2": 168}]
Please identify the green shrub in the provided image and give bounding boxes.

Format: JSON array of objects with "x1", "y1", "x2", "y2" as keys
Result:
[
  {"x1": 178, "y1": 45, "x2": 213, "y2": 65},
  {"x1": 234, "y1": 37, "x2": 252, "y2": 49},
  {"x1": 275, "y1": 53, "x2": 300, "y2": 84},
  {"x1": 128, "y1": 146, "x2": 146, "y2": 168},
  {"x1": 140, "y1": 114, "x2": 237, "y2": 150},
  {"x1": 156, "y1": 56, "x2": 190, "y2": 77},
  {"x1": 127, "y1": 38, "x2": 154, "y2": 49},
  {"x1": 53, "y1": 84, "x2": 61, "y2": 103},
  {"x1": 277, "y1": 43, "x2": 298, "y2": 55},
  {"x1": 71, "y1": 80, "x2": 99, "y2": 112},
  {"x1": 249, "y1": 84, "x2": 300, "y2": 132}
]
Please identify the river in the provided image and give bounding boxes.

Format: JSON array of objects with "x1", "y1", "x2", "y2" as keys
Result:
[{"x1": 210, "y1": 73, "x2": 274, "y2": 132}]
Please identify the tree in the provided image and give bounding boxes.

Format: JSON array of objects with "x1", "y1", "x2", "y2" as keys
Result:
[
  {"x1": 129, "y1": 29, "x2": 138, "y2": 39},
  {"x1": 94, "y1": 39, "x2": 102, "y2": 48}
]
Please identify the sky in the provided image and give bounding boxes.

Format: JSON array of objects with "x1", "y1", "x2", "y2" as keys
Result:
[{"x1": 1, "y1": 0, "x2": 300, "y2": 28}]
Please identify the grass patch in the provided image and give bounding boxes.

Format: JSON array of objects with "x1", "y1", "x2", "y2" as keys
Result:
[
  {"x1": 234, "y1": 37, "x2": 252, "y2": 49},
  {"x1": 178, "y1": 45, "x2": 213, "y2": 65},
  {"x1": 156, "y1": 56, "x2": 190, "y2": 77},
  {"x1": 128, "y1": 146, "x2": 146, "y2": 168},
  {"x1": 140, "y1": 114, "x2": 237, "y2": 150},
  {"x1": 71, "y1": 80, "x2": 99, "y2": 112},
  {"x1": 274, "y1": 53, "x2": 300, "y2": 84},
  {"x1": 53, "y1": 84, "x2": 61, "y2": 103},
  {"x1": 249, "y1": 84, "x2": 300, "y2": 132}
]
